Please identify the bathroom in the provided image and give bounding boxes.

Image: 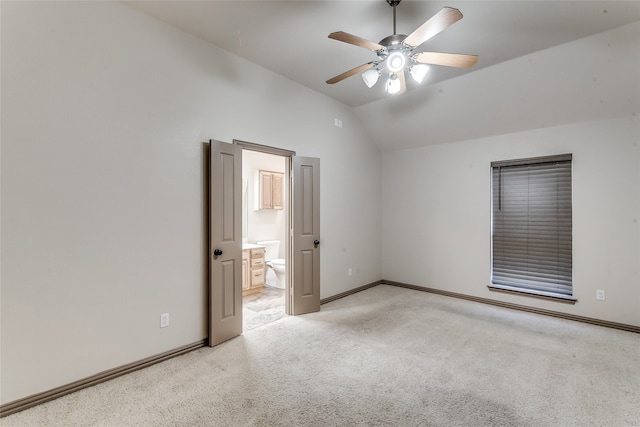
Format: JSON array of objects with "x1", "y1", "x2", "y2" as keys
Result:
[{"x1": 242, "y1": 149, "x2": 288, "y2": 330}]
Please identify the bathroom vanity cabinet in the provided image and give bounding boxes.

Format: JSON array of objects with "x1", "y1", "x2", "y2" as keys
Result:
[
  {"x1": 242, "y1": 244, "x2": 265, "y2": 295},
  {"x1": 256, "y1": 170, "x2": 284, "y2": 210}
]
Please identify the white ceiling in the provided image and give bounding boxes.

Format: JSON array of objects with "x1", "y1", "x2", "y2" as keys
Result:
[{"x1": 123, "y1": 1, "x2": 639, "y2": 108}]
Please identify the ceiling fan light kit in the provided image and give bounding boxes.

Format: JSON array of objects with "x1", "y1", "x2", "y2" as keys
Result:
[
  {"x1": 410, "y1": 64, "x2": 430, "y2": 84},
  {"x1": 386, "y1": 73, "x2": 402, "y2": 94},
  {"x1": 362, "y1": 68, "x2": 381, "y2": 88},
  {"x1": 326, "y1": 0, "x2": 478, "y2": 96},
  {"x1": 387, "y1": 51, "x2": 406, "y2": 72}
]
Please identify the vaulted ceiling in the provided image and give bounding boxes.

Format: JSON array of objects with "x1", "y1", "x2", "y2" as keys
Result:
[{"x1": 122, "y1": 1, "x2": 640, "y2": 150}]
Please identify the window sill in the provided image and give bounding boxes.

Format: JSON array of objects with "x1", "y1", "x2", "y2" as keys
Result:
[{"x1": 488, "y1": 284, "x2": 577, "y2": 304}]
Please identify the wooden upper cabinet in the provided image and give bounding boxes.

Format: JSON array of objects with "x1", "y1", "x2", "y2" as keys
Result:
[
  {"x1": 256, "y1": 170, "x2": 284, "y2": 210},
  {"x1": 271, "y1": 173, "x2": 284, "y2": 210},
  {"x1": 260, "y1": 171, "x2": 273, "y2": 210}
]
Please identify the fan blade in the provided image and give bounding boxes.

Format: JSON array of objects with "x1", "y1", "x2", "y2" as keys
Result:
[
  {"x1": 414, "y1": 52, "x2": 478, "y2": 68},
  {"x1": 397, "y1": 70, "x2": 407, "y2": 95},
  {"x1": 329, "y1": 31, "x2": 385, "y2": 52},
  {"x1": 402, "y1": 7, "x2": 463, "y2": 48},
  {"x1": 326, "y1": 62, "x2": 375, "y2": 85}
]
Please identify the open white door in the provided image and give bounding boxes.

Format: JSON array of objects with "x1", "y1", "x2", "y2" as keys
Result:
[
  {"x1": 209, "y1": 140, "x2": 242, "y2": 346},
  {"x1": 291, "y1": 156, "x2": 320, "y2": 315}
]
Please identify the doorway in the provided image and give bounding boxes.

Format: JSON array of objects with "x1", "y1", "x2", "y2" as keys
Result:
[
  {"x1": 241, "y1": 148, "x2": 289, "y2": 331},
  {"x1": 208, "y1": 139, "x2": 320, "y2": 347}
]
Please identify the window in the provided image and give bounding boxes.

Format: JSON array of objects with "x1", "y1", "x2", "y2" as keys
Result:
[{"x1": 490, "y1": 154, "x2": 573, "y2": 300}]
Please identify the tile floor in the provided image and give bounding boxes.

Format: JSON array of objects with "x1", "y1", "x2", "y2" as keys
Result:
[{"x1": 243, "y1": 286, "x2": 286, "y2": 331}]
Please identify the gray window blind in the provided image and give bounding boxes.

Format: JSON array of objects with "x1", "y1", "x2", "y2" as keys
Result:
[{"x1": 491, "y1": 154, "x2": 572, "y2": 296}]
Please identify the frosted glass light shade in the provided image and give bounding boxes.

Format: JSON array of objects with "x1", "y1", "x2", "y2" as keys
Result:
[
  {"x1": 387, "y1": 52, "x2": 406, "y2": 73},
  {"x1": 361, "y1": 69, "x2": 380, "y2": 88},
  {"x1": 410, "y1": 64, "x2": 430, "y2": 84},
  {"x1": 385, "y1": 74, "x2": 401, "y2": 94}
]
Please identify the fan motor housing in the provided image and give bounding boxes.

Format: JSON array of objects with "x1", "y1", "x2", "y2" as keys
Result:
[
  {"x1": 379, "y1": 34, "x2": 407, "y2": 47},
  {"x1": 377, "y1": 34, "x2": 411, "y2": 64}
]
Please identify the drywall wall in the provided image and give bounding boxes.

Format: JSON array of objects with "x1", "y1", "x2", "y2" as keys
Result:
[
  {"x1": 381, "y1": 22, "x2": 640, "y2": 326},
  {"x1": 0, "y1": 1, "x2": 381, "y2": 404},
  {"x1": 382, "y1": 115, "x2": 640, "y2": 326},
  {"x1": 242, "y1": 151, "x2": 287, "y2": 258},
  {"x1": 358, "y1": 21, "x2": 640, "y2": 151}
]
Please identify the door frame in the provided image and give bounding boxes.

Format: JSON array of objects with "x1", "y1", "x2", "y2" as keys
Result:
[{"x1": 233, "y1": 139, "x2": 296, "y2": 315}]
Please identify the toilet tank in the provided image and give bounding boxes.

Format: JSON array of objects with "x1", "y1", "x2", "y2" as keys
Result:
[{"x1": 256, "y1": 240, "x2": 279, "y2": 261}]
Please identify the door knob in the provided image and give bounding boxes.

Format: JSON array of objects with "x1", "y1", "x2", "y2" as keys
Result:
[
  {"x1": 213, "y1": 249, "x2": 223, "y2": 256},
  {"x1": 313, "y1": 240, "x2": 320, "y2": 248}
]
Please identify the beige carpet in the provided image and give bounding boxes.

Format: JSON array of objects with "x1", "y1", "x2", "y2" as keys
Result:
[{"x1": 3, "y1": 285, "x2": 639, "y2": 426}]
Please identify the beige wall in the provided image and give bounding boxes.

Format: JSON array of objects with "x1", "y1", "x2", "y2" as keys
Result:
[
  {"x1": 0, "y1": 1, "x2": 382, "y2": 404},
  {"x1": 382, "y1": 117, "x2": 639, "y2": 326},
  {"x1": 380, "y1": 22, "x2": 639, "y2": 327},
  {"x1": 356, "y1": 21, "x2": 640, "y2": 150}
]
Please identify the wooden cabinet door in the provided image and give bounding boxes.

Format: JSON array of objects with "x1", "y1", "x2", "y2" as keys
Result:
[
  {"x1": 242, "y1": 251, "x2": 250, "y2": 291},
  {"x1": 272, "y1": 173, "x2": 284, "y2": 210},
  {"x1": 259, "y1": 171, "x2": 272, "y2": 210}
]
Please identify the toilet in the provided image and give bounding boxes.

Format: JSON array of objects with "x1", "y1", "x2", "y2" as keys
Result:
[{"x1": 256, "y1": 240, "x2": 286, "y2": 289}]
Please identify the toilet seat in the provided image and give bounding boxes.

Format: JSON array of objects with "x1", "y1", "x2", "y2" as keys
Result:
[
  {"x1": 266, "y1": 258, "x2": 286, "y2": 289},
  {"x1": 269, "y1": 258, "x2": 285, "y2": 268},
  {"x1": 256, "y1": 240, "x2": 286, "y2": 289}
]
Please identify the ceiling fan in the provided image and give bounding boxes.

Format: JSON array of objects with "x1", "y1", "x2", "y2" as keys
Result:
[{"x1": 326, "y1": 0, "x2": 478, "y2": 95}]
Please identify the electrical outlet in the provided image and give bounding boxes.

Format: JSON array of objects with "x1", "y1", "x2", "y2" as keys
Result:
[
  {"x1": 596, "y1": 290, "x2": 605, "y2": 301},
  {"x1": 348, "y1": 268, "x2": 353, "y2": 276},
  {"x1": 160, "y1": 313, "x2": 170, "y2": 328}
]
